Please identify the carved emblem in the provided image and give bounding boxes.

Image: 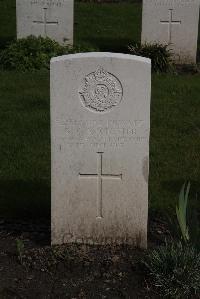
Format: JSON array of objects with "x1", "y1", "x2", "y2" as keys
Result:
[{"x1": 79, "y1": 67, "x2": 123, "y2": 113}]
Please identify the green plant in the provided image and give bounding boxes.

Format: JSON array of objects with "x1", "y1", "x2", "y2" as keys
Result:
[
  {"x1": 168, "y1": 182, "x2": 200, "y2": 250},
  {"x1": 128, "y1": 42, "x2": 172, "y2": 73},
  {"x1": 0, "y1": 36, "x2": 98, "y2": 71},
  {"x1": 144, "y1": 242, "x2": 200, "y2": 298},
  {"x1": 176, "y1": 182, "x2": 190, "y2": 243},
  {"x1": 167, "y1": 182, "x2": 200, "y2": 250},
  {"x1": 16, "y1": 238, "x2": 25, "y2": 264}
]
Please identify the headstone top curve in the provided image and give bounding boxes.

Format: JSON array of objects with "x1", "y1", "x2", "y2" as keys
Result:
[{"x1": 50, "y1": 52, "x2": 151, "y2": 64}]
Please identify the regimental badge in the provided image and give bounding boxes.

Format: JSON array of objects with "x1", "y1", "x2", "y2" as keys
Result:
[{"x1": 79, "y1": 67, "x2": 123, "y2": 113}]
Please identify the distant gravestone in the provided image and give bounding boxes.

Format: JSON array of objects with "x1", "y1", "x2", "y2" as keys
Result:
[
  {"x1": 51, "y1": 53, "x2": 151, "y2": 248},
  {"x1": 142, "y1": 0, "x2": 200, "y2": 64},
  {"x1": 16, "y1": 0, "x2": 73, "y2": 45}
]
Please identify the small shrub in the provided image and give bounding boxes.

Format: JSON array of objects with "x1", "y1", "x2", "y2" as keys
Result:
[
  {"x1": 0, "y1": 36, "x2": 98, "y2": 71},
  {"x1": 128, "y1": 42, "x2": 172, "y2": 73},
  {"x1": 144, "y1": 242, "x2": 200, "y2": 298}
]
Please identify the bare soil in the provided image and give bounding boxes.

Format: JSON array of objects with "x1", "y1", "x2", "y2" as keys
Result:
[{"x1": 0, "y1": 218, "x2": 168, "y2": 299}]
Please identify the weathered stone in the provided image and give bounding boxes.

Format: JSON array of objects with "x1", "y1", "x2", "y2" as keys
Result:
[
  {"x1": 142, "y1": 0, "x2": 200, "y2": 64},
  {"x1": 16, "y1": 0, "x2": 73, "y2": 45},
  {"x1": 51, "y1": 53, "x2": 151, "y2": 248}
]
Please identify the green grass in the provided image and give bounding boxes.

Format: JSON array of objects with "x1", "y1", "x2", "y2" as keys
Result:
[
  {"x1": 0, "y1": 71, "x2": 50, "y2": 219},
  {"x1": 150, "y1": 74, "x2": 200, "y2": 213},
  {"x1": 0, "y1": 0, "x2": 200, "y2": 220},
  {"x1": 0, "y1": 1, "x2": 142, "y2": 50},
  {"x1": 0, "y1": 0, "x2": 16, "y2": 48},
  {"x1": 74, "y1": 2, "x2": 141, "y2": 51}
]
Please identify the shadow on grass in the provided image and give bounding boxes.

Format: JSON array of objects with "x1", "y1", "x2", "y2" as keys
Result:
[
  {"x1": 78, "y1": 37, "x2": 136, "y2": 53},
  {"x1": 0, "y1": 36, "x2": 15, "y2": 50},
  {"x1": 161, "y1": 179, "x2": 200, "y2": 198},
  {"x1": 0, "y1": 179, "x2": 50, "y2": 220}
]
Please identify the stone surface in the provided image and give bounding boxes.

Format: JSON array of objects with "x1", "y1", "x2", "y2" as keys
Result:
[
  {"x1": 16, "y1": 0, "x2": 73, "y2": 45},
  {"x1": 51, "y1": 53, "x2": 151, "y2": 248},
  {"x1": 141, "y1": 0, "x2": 200, "y2": 64}
]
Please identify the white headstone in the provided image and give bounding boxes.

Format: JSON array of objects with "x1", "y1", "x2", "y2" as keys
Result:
[
  {"x1": 142, "y1": 0, "x2": 200, "y2": 64},
  {"x1": 16, "y1": 0, "x2": 73, "y2": 45},
  {"x1": 51, "y1": 53, "x2": 151, "y2": 248}
]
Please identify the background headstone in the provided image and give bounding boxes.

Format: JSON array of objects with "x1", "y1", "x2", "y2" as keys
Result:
[
  {"x1": 16, "y1": 0, "x2": 74, "y2": 45},
  {"x1": 51, "y1": 53, "x2": 151, "y2": 248},
  {"x1": 141, "y1": 0, "x2": 200, "y2": 64}
]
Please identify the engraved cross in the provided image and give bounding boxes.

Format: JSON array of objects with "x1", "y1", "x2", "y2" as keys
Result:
[
  {"x1": 160, "y1": 9, "x2": 181, "y2": 44},
  {"x1": 79, "y1": 152, "x2": 122, "y2": 219},
  {"x1": 33, "y1": 8, "x2": 58, "y2": 36}
]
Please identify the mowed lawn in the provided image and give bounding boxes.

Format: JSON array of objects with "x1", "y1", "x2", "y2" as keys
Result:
[{"x1": 0, "y1": 0, "x2": 200, "y2": 220}]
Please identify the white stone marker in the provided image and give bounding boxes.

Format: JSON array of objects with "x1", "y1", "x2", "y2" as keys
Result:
[
  {"x1": 16, "y1": 0, "x2": 73, "y2": 45},
  {"x1": 142, "y1": 0, "x2": 200, "y2": 64},
  {"x1": 51, "y1": 53, "x2": 151, "y2": 248}
]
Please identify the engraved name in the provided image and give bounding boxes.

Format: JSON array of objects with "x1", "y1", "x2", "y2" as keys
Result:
[
  {"x1": 31, "y1": 0, "x2": 65, "y2": 7},
  {"x1": 56, "y1": 119, "x2": 147, "y2": 147}
]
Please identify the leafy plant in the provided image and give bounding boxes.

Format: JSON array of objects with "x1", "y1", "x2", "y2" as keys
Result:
[
  {"x1": 16, "y1": 238, "x2": 25, "y2": 264},
  {"x1": 168, "y1": 182, "x2": 200, "y2": 250},
  {"x1": 144, "y1": 242, "x2": 200, "y2": 298},
  {"x1": 128, "y1": 42, "x2": 172, "y2": 73},
  {"x1": 0, "y1": 36, "x2": 98, "y2": 71},
  {"x1": 176, "y1": 182, "x2": 190, "y2": 243}
]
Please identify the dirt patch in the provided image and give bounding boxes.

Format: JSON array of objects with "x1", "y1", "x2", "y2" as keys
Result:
[{"x1": 0, "y1": 218, "x2": 168, "y2": 299}]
